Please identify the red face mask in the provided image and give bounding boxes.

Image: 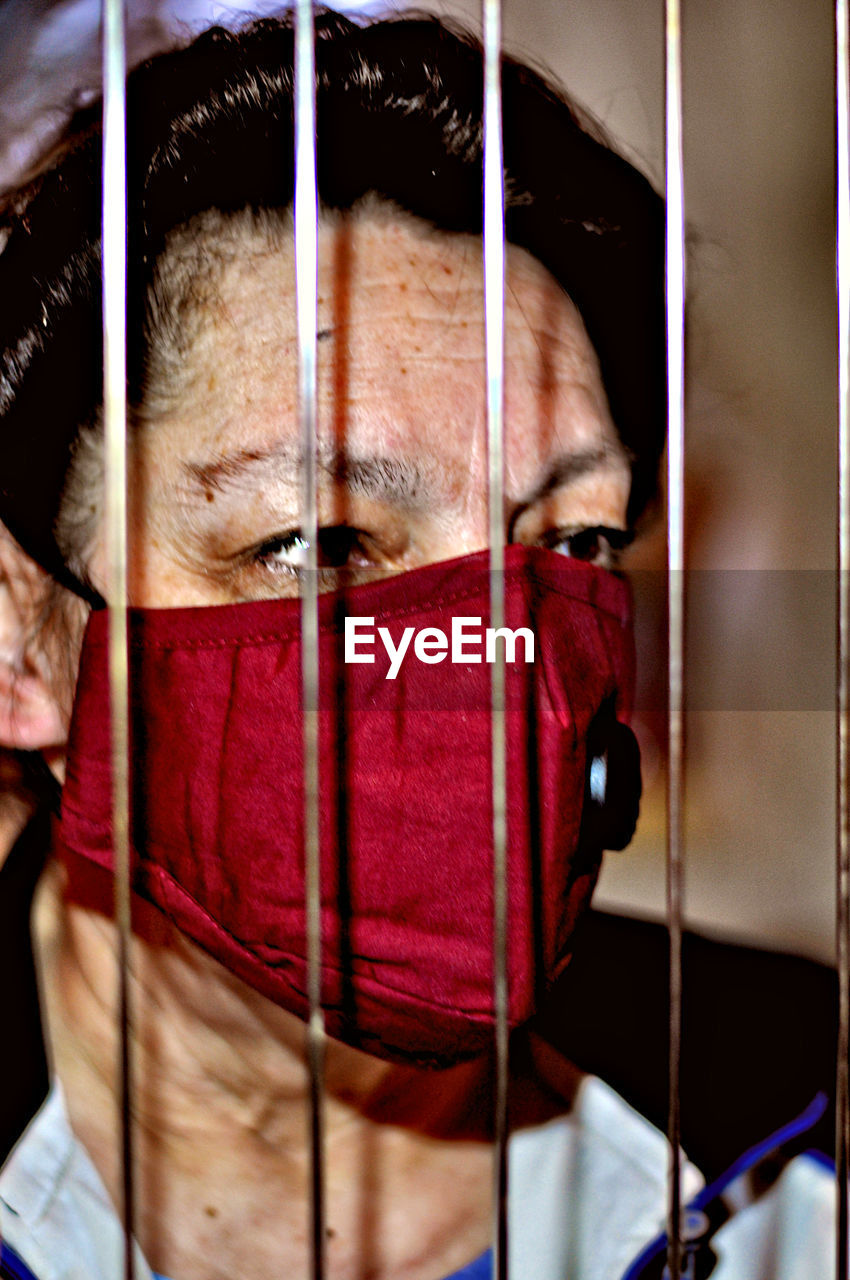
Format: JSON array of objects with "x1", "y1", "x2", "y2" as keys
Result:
[{"x1": 57, "y1": 546, "x2": 639, "y2": 1067}]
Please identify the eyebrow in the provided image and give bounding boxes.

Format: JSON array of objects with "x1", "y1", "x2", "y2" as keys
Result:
[
  {"x1": 181, "y1": 441, "x2": 622, "y2": 510},
  {"x1": 181, "y1": 443, "x2": 434, "y2": 508},
  {"x1": 520, "y1": 445, "x2": 626, "y2": 508}
]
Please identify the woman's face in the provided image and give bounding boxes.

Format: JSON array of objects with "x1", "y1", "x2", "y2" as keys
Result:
[{"x1": 87, "y1": 212, "x2": 631, "y2": 605}]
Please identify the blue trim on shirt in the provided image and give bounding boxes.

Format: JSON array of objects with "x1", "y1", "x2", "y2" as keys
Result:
[
  {"x1": 446, "y1": 1249, "x2": 492, "y2": 1279},
  {"x1": 802, "y1": 1146, "x2": 835, "y2": 1175},
  {"x1": 151, "y1": 1254, "x2": 493, "y2": 1280},
  {"x1": 0, "y1": 1242, "x2": 40, "y2": 1280},
  {"x1": 618, "y1": 1091, "x2": 830, "y2": 1280}
]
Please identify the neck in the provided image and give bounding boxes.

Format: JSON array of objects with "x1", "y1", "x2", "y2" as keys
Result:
[{"x1": 38, "y1": 869, "x2": 516, "y2": 1280}]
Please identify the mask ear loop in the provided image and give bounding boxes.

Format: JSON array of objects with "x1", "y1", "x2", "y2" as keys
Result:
[
  {"x1": 101, "y1": 1, "x2": 135, "y2": 1277},
  {"x1": 836, "y1": 2, "x2": 850, "y2": 1275},
  {"x1": 482, "y1": 3, "x2": 509, "y2": 1276},
  {"x1": 664, "y1": 1, "x2": 686, "y2": 1275},
  {"x1": 294, "y1": 4, "x2": 326, "y2": 1278}
]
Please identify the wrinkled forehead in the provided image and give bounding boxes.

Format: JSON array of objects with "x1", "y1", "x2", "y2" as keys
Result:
[{"x1": 156, "y1": 209, "x2": 624, "y2": 495}]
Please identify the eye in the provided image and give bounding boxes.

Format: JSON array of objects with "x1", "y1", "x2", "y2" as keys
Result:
[
  {"x1": 254, "y1": 526, "x2": 373, "y2": 575},
  {"x1": 541, "y1": 525, "x2": 633, "y2": 569}
]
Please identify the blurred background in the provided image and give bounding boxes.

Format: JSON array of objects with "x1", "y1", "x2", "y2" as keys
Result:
[{"x1": 0, "y1": 0, "x2": 838, "y2": 964}]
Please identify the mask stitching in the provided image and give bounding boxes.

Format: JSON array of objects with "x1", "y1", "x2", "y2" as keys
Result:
[{"x1": 138, "y1": 859, "x2": 583, "y2": 1025}]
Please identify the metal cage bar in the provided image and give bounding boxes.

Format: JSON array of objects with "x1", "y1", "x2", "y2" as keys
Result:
[
  {"x1": 482, "y1": 2, "x2": 509, "y2": 1277},
  {"x1": 836, "y1": 2, "x2": 850, "y2": 1276},
  {"x1": 101, "y1": 2, "x2": 134, "y2": 1278},
  {"x1": 294, "y1": 4, "x2": 326, "y2": 1279},
  {"x1": 664, "y1": 0, "x2": 687, "y2": 1275}
]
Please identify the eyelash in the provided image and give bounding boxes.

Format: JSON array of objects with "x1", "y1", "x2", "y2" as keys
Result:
[
  {"x1": 251, "y1": 524, "x2": 632, "y2": 576},
  {"x1": 253, "y1": 526, "x2": 374, "y2": 578},
  {"x1": 540, "y1": 526, "x2": 634, "y2": 568}
]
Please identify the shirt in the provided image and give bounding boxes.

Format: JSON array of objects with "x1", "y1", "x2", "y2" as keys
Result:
[
  {"x1": 0, "y1": 1074, "x2": 700, "y2": 1280},
  {"x1": 0, "y1": 1076, "x2": 835, "y2": 1279}
]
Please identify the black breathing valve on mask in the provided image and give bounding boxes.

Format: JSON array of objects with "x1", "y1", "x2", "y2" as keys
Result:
[{"x1": 580, "y1": 707, "x2": 642, "y2": 853}]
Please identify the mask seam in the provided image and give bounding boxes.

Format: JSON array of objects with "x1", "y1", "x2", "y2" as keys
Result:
[{"x1": 144, "y1": 862, "x2": 517, "y2": 1021}]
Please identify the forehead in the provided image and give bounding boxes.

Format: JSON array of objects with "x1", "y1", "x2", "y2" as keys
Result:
[{"x1": 161, "y1": 210, "x2": 624, "y2": 494}]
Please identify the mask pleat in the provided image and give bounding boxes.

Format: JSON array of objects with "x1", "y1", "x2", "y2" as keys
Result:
[
  {"x1": 101, "y1": 1, "x2": 135, "y2": 1277},
  {"x1": 664, "y1": 1, "x2": 686, "y2": 1275},
  {"x1": 294, "y1": 3, "x2": 326, "y2": 1278},
  {"x1": 836, "y1": 2, "x2": 850, "y2": 1275},
  {"x1": 483, "y1": 2, "x2": 510, "y2": 1276}
]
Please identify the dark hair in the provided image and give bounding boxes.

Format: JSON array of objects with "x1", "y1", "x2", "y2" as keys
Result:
[{"x1": 0, "y1": 11, "x2": 664, "y2": 593}]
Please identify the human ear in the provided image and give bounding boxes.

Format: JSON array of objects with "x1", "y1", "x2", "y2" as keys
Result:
[{"x1": 0, "y1": 528, "x2": 70, "y2": 751}]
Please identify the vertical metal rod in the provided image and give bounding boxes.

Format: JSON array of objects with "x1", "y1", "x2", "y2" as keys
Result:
[
  {"x1": 836, "y1": 2, "x2": 850, "y2": 1276},
  {"x1": 664, "y1": 0, "x2": 686, "y2": 1276},
  {"x1": 101, "y1": 2, "x2": 134, "y2": 1278},
  {"x1": 294, "y1": 5, "x2": 326, "y2": 1279},
  {"x1": 482, "y1": 2, "x2": 508, "y2": 1278}
]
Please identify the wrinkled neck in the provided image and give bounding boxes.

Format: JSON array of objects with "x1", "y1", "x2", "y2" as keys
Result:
[
  {"x1": 43, "y1": 887, "x2": 497, "y2": 1154},
  {"x1": 36, "y1": 872, "x2": 509, "y2": 1280},
  {"x1": 32, "y1": 863, "x2": 581, "y2": 1280}
]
